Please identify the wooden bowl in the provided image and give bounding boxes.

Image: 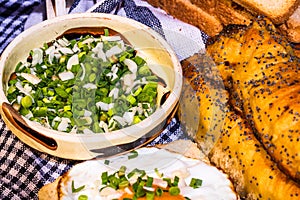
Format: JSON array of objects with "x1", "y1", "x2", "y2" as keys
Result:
[{"x1": 0, "y1": 13, "x2": 182, "y2": 160}]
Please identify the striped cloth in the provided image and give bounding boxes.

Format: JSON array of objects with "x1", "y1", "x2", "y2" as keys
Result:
[
  {"x1": 0, "y1": 0, "x2": 206, "y2": 199},
  {"x1": 0, "y1": 0, "x2": 40, "y2": 55}
]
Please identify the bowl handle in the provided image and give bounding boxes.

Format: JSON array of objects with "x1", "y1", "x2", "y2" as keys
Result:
[{"x1": 1, "y1": 102, "x2": 57, "y2": 150}]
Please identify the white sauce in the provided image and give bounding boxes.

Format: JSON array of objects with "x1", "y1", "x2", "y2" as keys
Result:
[{"x1": 60, "y1": 147, "x2": 237, "y2": 200}]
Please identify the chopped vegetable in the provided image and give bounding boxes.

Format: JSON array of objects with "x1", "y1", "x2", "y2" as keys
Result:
[
  {"x1": 21, "y1": 95, "x2": 32, "y2": 108},
  {"x1": 154, "y1": 168, "x2": 163, "y2": 178},
  {"x1": 169, "y1": 186, "x2": 180, "y2": 196},
  {"x1": 78, "y1": 195, "x2": 88, "y2": 200},
  {"x1": 96, "y1": 165, "x2": 204, "y2": 199},
  {"x1": 128, "y1": 150, "x2": 138, "y2": 160},
  {"x1": 6, "y1": 31, "x2": 164, "y2": 134},
  {"x1": 71, "y1": 180, "x2": 85, "y2": 193},
  {"x1": 189, "y1": 178, "x2": 203, "y2": 189}
]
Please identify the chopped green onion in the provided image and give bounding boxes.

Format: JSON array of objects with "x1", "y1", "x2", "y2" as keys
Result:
[
  {"x1": 126, "y1": 94, "x2": 136, "y2": 105},
  {"x1": 108, "y1": 176, "x2": 120, "y2": 189},
  {"x1": 21, "y1": 96, "x2": 33, "y2": 108},
  {"x1": 132, "y1": 56, "x2": 146, "y2": 66},
  {"x1": 138, "y1": 65, "x2": 151, "y2": 76},
  {"x1": 7, "y1": 33, "x2": 163, "y2": 134},
  {"x1": 78, "y1": 194, "x2": 88, "y2": 200},
  {"x1": 118, "y1": 166, "x2": 127, "y2": 177},
  {"x1": 64, "y1": 105, "x2": 71, "y2": 111},
  {"x1": 169, "y1": 186, "x2": 180, "y2": 196},
  {"x1": 128, "y1": 150, "x2": 138, "y2": 160},
  {"x1": 7, "y1": 86, "x2": 16, "y2": 94},
  {"x1": 104, "y1": 28, "x2": 109, "y2": 36},
  {"x1": 127, "y1": 170, "x2": 136, "y2": 179},
  {"x1": 101, "y1": 171, "x2": 108, "y2": 185},
  {"x1": 163, "y1": 178, "x2": 172, "y2": 187},
  {"x1": 55, "y1": 88, "x2": 68, "y2": 98},
  {"x1": 107, "y1": 108, "x2": 116, "y2": 117},
  {"x1": 146, "y1": 191, "x2": 155, "y2": 200},
  {"x1": 154, "y1": 168, "x2": 163, "y2": 178},
  {"x1": 71, "y1": 180, "x2": 85, "y2": 193},
  {"x1": 133, "y1": 87, "x2": 142, "y2": 96},
  {"x1": 119, "y1": 180, "x2": 130, "y2": 189},
  {"x1": 189, "y1": 178, "x2": 203, "y2": 189},
  {"x1": 98, "y1": 166, "x2": 185, "y2": 199},
  {"x1": 127, "y1": 168, "x2": 146, "y2": 179},
  {"x1": 135, "y1": 181, "x2": 146, "y2": 197},
  {"x1": 173, "y1": 176, "x2": 180, "y2": 186},
  {"x1": 156, "y1": 187, "x2": 163, "y2": 197},
  {"x1": 146, "y1": 176, "x2": 153, "y2": 187},
  {"x1": 104, "y1": 160, "x2": 110, "y2": 165},
  {"x1": 133, "y1": 116, "x2": 142, "y2": 124}
]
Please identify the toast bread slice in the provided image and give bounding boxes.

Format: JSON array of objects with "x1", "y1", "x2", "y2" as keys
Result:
[
  {"x1": 146, "y1": 0, "x2": 223, "y2": 36},
  {"x1": 190, "y1": 0, "x2": 252, "y2": 26},
  {"x1": 232, "y1": 0, "x2": 300, "y2": 23},
  {"x1": 146, "y1": 0, "x2": 300, "y2": 42},
  {"x1": 279, "y1": 6, "x2": 300, "y2": 43}
]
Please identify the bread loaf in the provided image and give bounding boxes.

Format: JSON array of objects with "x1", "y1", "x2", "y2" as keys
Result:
[
  {"x1": 180, "y1": 49, "x2": 300, "y2": 199},
  {"x1": 206, "y1": 17, "x2": 300, "y2": 182},
  {"x1": 145, "y1": 0, "x2": 223, "y2": 36},
  {"x1": 190, "y1": 0, "x2": 252, "y2": 26},
  {"x1": 232, "y1": 0, "x2": 300, "y2": 24},
  {"x1": 146, "y1": 0, "x2": 300, "y2": 43}
]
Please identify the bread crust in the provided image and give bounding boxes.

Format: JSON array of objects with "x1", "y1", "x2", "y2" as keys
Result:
[
  {"x1": 279, "y1": 6, "x2": 300, "y2": 43},
  {"x1": 146, "y1": 0, "x2": 300, "y2": 43},
  {"x1": 232, "y1": 0, "x2": 300, "y2": 24},
  {"x1": 180, "y1": 50, "x2": 300, "y2": 199},
  {"x1": 146, "y1": 0, "x2": 223, "y2": 36},
  {"x1": 190, "y1": 0, "x2": 252, "y2": 26},
  {"x1": 207, "y1": 17, "x2": 300, "y2": 181},
  {"x1": 38, "y1": 177, "x2": 61, "y2": 200}
]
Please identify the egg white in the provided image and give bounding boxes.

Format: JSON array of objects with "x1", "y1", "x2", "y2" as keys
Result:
[{"x1": 60, "y1": 147, "x2": 237, "y2": 200}]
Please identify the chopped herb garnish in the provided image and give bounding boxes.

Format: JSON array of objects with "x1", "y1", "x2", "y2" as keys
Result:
[
  {"x1": 154, "y1": 168, "x2": 163, "y2": 178},
  {"x1": 71, "y1": 180, "x2": 85, "y2": 193},
  {"x1": 78, "y1": 194, "x2": 88, "y2": 200},
  {"x1": 169, "y1": 186, "x2": 180, "y2": 196},
  {"x1": 146, "y1": 191, "x2": 155, "y2": 200},
  {"x1": 156, "y1": 187, "x2": 163, "y2": 196},
  {"x1": 104, "y1": 160, "x2": 110, "y2": 165},
  {"x1": 98, "y1": 167, "x2": 182, "y2": 199},
  {"x1": 128, "y1": 150, "x2": 138, "y2": 159},
  {"x1": 104, "y1": 28, "x2": 109, "y2": 36},
  {"x1": 118, "y1": 165, "x2": 127, "y2": 177},
  {"x1": 101, "y1": 171, "x2": 108, "y2": 185},
  {"x1": 119, "y1": 180, "x2": 130, "y2": 189},
  {"x1": 6, "y1": 32, "x2": 163, "y2": 134},
  {"x1": 162, "y1": 177, "x2": 172, "y2": 187},
  {"x1": 173, "y1": 176, "x2": 180, "y2": 186},
  {"x1": 189, "y1": 178, "x2": 203, "y2": 189},
  {"x1": 146, "y1": 176, "x2": 153, "y2": 187}
]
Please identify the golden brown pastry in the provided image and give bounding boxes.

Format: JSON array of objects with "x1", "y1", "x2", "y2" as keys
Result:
[
  {"x1": 181, "y1": 52, "x2": 300, "y2": 199},
  {"x1": 206, "y1": 17, "x2": 300, "y2": 182}
]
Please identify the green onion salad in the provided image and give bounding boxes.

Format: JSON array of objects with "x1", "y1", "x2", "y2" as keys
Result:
[{"x1": 6, "y1": 30, "x2": 162, "y2": 134}]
